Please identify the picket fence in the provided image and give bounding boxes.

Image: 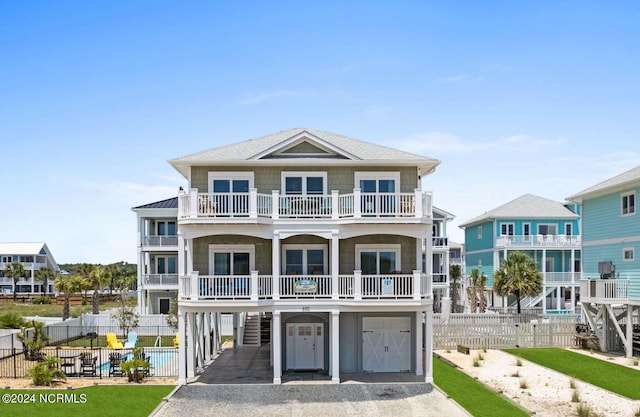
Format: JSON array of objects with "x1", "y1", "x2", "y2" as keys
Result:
[{"x1": 433, "y1": 313, "x2": 578, "y2": 349}]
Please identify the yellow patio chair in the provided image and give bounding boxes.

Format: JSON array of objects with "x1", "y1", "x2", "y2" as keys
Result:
[
  {"x1": 173, "y1": 333, "x2": 179, "y2": 348},
  {"x1": 107, "y1": 332, "x2": 124, "y2": 349}
]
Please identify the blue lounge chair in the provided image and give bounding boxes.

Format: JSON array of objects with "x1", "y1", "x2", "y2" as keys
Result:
[{"x1": 124, "y1": 331, "x2": 138, "y2": 349}]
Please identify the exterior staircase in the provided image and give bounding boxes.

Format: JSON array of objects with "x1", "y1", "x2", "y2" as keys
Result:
[
  {"x1": 260, "y1": 313, "x2": 272, "y2": 345},
  {"x1": 242, "y1": 313, "x2": 261, "y2": 347}
]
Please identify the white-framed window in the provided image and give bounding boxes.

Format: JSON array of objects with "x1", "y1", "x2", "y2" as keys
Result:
[
  {"x1": 207, "y1": 172, "x2": 254, "y2": 194},
  {"x1": 537, "y1": 224, "x2": 558, "y2": 235},
  {"x1": 209, "y1": 245, "x2": 255, "y2": 276},
  {"x1": 623, "y1": 247, "x2": 635, "y2": 262},
  {"x1": 622, "y1": 191, "x2": 636, "y2": 216},
  {"x1": 500, "y1": 223, "x2": 514, "y2": 236},
  {"x1": 354, "y1": 172, "x2": 400, "y2": 194},
  {"x1": 565, "y1": 223, "x2": 573, "y2": 236},
  {"x1": 158, "y1": 298, "x2": 171, "y2": 314},
  {"x1": 477, "y1": 226, "x2": 482, "y2": 240},
  {"x1": 281, "y1": 171, "x2": 327, "y2": 195},
  {"x1": 523, "y1": 223, "x2": 531, "y2": 241},
  {"x1": 156, "y1": 220, "x2": 176, "y2": 236},
  {"x1": 355, "y1": 244, "x2": 401, "y2": 274},
  {"x1": 282, "y1": 244, "x2": 328, "y2": 275},
  {"x1": 155, "y1": 256, "x2": 177, "y2": 274}
]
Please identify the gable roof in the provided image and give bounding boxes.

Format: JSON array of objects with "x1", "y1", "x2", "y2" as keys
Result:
[
  {"x1": 567, "y1": 165, "x2": 640, "y2": 202},
  {"x1": 0, "y1": 242, "x2": 59, "y2": 271},
  {"x1": 168, "y1": 128, "x2": 440, "y2": 177},
  {"x1": 459, "y1": 194, "x2": 579, "y2": 228}
]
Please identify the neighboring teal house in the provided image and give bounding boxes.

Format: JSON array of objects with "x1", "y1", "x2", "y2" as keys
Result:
[
  {"x1": 568, "y1": 166, "x2": 640, "y2": 357},
  {"x1": 459, "y1": 194, "x2": 581, "y2": 314}
]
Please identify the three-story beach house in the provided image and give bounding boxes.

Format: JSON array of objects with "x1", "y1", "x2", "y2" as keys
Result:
[
  {"x1": 166, "y1": 128, "x2": 439, "y2": 384},
  {"x1": 568, "y1": 166, "x2": 640, "y2": 357},
  {"x1": 460, "y1": 194, "x2": 581, "y2": 314},
  {"x1": 0, "y1": 242, "x2": 59, "y2": 295}
]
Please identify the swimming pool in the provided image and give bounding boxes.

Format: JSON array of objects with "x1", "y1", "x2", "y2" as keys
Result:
[{"x1": 100, "y1": 349, "x2": 178, "y2": 373}]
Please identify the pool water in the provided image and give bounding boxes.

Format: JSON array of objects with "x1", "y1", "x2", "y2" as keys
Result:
[{"x1": 99, "y1": 349, "x2": 178, "y2": 371}]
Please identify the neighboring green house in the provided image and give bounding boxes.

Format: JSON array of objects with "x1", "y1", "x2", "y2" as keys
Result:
[
  {"x1": 460, "y1": 194, "x2": 581, "y2": 314},
  {"x1": 568, "y1": 165, "x2": 640, "y2": 357}
]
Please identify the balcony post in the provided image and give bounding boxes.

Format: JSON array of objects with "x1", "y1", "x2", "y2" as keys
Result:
[
  {"x1": 271, "y1": 190, "x2": 280, "y2": 220},
  {"x1": 331, "y1": 232, "x2": 339, "y2": 300},
  {"x1": 354, "y1": 270, "x2": 362, "y2": 300},
  {"x1": 414, "y1": 189, "x2": 423, "y2": 218},
  {"x1": 331, "y1": 190, "x2": 339, "y2": 219},
  {"x1": 272, "y1": 233, "x2": 280, "y2": 300},
  {"x1": 424, "y1": 191, "x2": 433, "y2": 217},
  {"x1": 190, "y1": 271, "x2": 199, "y2": 300},
  {"x1": 354, "y1": 188, "x2": 362, "y2": 218},
  {"x1": 250, "y1": 271, "x2": 259, "y2": 301},
  {"x1": 413, "y1": 270, "x2": 421, "y2": 300},
  {"x1": 189, "y1": 188, "x2": 198, "y2": 218},
  {"x1": 249, "y1": 188, "x2": 258, "y2": 219}
]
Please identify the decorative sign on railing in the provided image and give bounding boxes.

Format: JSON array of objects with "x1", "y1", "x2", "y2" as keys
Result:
[{"x1": 294, "y1": 279, "x2": 317, "y2": 293}]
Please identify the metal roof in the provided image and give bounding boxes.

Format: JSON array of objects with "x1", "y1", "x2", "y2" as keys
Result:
[{"x1": 132, "y1": 197, "x2": 178, "y2": 210}]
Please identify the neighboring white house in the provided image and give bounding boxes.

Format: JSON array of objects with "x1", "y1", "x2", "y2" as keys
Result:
[
  {"x1": 166, "y1": 128, "x2": 440, "y2": 385},
  {"x1": 0, "y1": 242, "x2": 59, "y2": 294},
  {"x1": 131, "y1": 197, "x2": 179, "y2": 315}
]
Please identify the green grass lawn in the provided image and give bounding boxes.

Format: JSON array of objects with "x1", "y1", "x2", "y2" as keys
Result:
[
  {"x1": 65, "y1": 335, "x2": 175, "y2": 348},
  {"x1": 504, "y1": 348, "x2": 640, "y2": 400},
  {"x1": 1, "y1": 385, "x2": 175, "y2": 417},
  {"x1": 0, "y1": 301, "x2": 123, "y2": 318},
  {"x1": 434, "y1": 357, "x2": 529, "y2": 417}
]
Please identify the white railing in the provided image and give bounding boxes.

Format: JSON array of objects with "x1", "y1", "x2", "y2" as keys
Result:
[
  {"x1": 432, "y1": 273, "x2": 448, "y2": 284},
  {"x1": 580, "y1": 279, "x2": 629, "y2": 303},
  {"x1": 144, "y1": 274, "x2": 179, "y2": 286},
  {"x1": 496, "y1": 234, "x2": 581, "y2": 248},
  {"x1": 432, "y1": 237, "x2": 448, "y2": 247},
  {"x1": 177, "y1": 188, "x2": 432, "y2": 220},
  {"x1": 544, "y1": 272, "x2": 581, "y2": 284},
  {"x1": 143, "y1": 235, "x2": 178, "y2": 246},
  {"x1": 180, "y1": 272, "x2": 432, "y2": 302},
  {"x1": 280, "y1": 275, "x2": 333, "y2": 298}
]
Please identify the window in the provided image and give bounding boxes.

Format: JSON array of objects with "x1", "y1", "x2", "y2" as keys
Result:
[
  {"x1": 477, "y1": 226, "x2": 482, "y2": 240},
  {"x1": 565, "y1": 223, "x2": 572, "y2": 236},
  {"x1": 622, "y1": 191, "x2": 636, "y2": 216},
  {"x1": 158, "y1": 298, "x2": 171, "y2": 314},
  {"x1": 523, "y1": 223, "x2": 531, "y2": 241},
  {"x1": 623, "y1": 248, "x2": 634, "y2": 262},
  {"x1": 208, "y1": 172, "x2": 253, "y2": 193},
  {"x1": 500, "y1": 223, "x2": 514, "y2": 236},
  {"x1": 282, "y1": 245, "x2": 327, "y2": 275},
  {"x1": 537, "y1": 224, "x2": 557, "y2": 235},
  {"x1": 355, "y1": 172, "x2": 400, "y2": 216},
  {"x1": 282, "y1": 172, "x2": 327, "y2": 195},
  {"x1": 209, "y1": 245, "x2": 254, "y2": 276},
  {"x1": 356, "y1": 244, "x2": 401, "y2": 274},
  {"x1": 157, "y1": 221, "x2": 176, "y2": 236},
  {"x1": 156, "y1": 257, "x2": 177, "y2": 274}
]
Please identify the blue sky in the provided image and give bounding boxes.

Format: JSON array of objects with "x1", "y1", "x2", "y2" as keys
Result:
[{"x1": 1, "y1": 1, "x2": 639, "y2": 263}]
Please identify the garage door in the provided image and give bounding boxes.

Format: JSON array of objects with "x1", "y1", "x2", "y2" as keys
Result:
[{"x1": 362, "y1": 317, "x2": 411, "y2": 372}]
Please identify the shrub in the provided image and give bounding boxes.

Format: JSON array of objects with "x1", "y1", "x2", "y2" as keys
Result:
[
  {"x1": 27, "y1": 356, "x2": 66, "y2": 386},
  {"x1": 516, "y1": 359, "x2": 522, "y2": 367},
  {"x1": 0, "y1": 312, "x2": 26, "y2": 329},
  {"x1": 576, "y1": 402, "x2": 592, "y2": 417},
  {"x1": 571, "y1": 390, "x2": 580, "y2": 403},
  {"x1": 569, "y1": 378, "x2": 576, "y2": 389},
  {"x1": 519, "y1": 378, "x2": 528, "y2": 389},
  {"x1": 121, "y1": 347, "x2": 150, "y2": 383},
  {"x1": 31, "y1": 295, "x2": 52, "y2": 305},
  {"x1": 510, "y1": 371, "x2": 520, "y2": 377},
  {"x1": 472, "y1": 357, "x2": 481, "y2": 367}
]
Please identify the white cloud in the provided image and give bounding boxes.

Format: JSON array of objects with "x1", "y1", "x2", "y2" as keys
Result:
[{"x1": 239, "y1": 90, "x2": 301, "y2": 105}]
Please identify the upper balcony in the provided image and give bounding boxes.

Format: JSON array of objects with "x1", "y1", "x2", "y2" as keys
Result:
[
  {"x1": 143, "y1": 274, "x2": 179, "y2": 288},
  {"x1": 432, "y1": 237, "x2": 448, "y2": 248},
  {"x1": 495, "y1": 234, "x2": 581, "y2": 249},
  {"x1": 179, "y1": 271, "x2": 431, "y2": 304},
  {"x1": 580, "y1": 279, "x2": 629, "y2": 304},
  {"x1": 0, "y1": 261, "x2": 47, "y2": 270},
  {"x1": 178, "y1": 188, "x2": 432, "y2": 223},
  {"x1": 142, "y1": 236, "x2": 178, "y2": 248}
]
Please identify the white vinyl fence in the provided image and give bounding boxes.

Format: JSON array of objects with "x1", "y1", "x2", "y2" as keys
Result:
[{"x1": 433, "y1": 313, "x2": 577, "y2": 349}]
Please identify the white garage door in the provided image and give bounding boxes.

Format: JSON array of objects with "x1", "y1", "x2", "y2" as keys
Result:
[{"x1": 362, "y1": 317, "x2": 411, "y2": 372}]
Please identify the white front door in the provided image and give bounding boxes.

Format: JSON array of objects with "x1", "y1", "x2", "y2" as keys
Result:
[
  {"x1": 286, "y1": 323, "x2": 324, "y2": 370},
  {"x1": 362, "y1": 317, "x2": 411, "y2": 372}
]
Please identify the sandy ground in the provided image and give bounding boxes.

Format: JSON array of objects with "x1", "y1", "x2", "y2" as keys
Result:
[
  {"x1": 437, "y1": 348, "x2": 640, "y2": 417},
  {"x1": 0, "y1": 376, "x2": 177, "y2": 389}
]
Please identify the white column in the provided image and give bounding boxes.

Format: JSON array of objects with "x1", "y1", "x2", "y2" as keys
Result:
[
  {"x1": 331, "y1": 311, "x2": 340, "y2": 384},
  {"x1": 331, "y1": 233, "x2": 339, "y2": 300},
  {"x1": 425, "y1": 228, "x2": 433, "y2": 293},
  {"x1": 272, "y1": 233, "x2": 280, "y2": 300},
  {"x1": 177, "y1": 308, "x2": 187, "y2": 385},
  {"x1": 331, "y1": 190, "x2": 339, "y2": 219},
  {"x1": 204, "y1": 312, "x2": 212, "y2": 362},
  {"x1": 189, "y1": 188, "x2": 198, "y2": 218},
  {"x1": 542, "y1": 249, "x2": 547, "y2": 314},
  {"x1": 272, "y1": 311, "x2": 282, "y2": 384},
  {"x1": 249, "y1": 188, "x2": 258, "y2": 218},
  {"x1": 626, "y1": 305, "x2": 633, "y2": 358},
  {"x1": 415, "y1": 311, "x2": 423, "y2": 376},
  {"x1": 353, "y1": 270, "x2": 362, "y2": 300},
  {"x1": 186, "y1": 238, "x2": 194, "y2": 274},
  {"x1": 271, "y1": 190, "x2": 280, "y2": 220},
  {"x1": 250, "y1": 271, "x2": 259, "y2": 301},
  {"x1": 414, "y1": 188, "x2": 423, "y2": 218},
  {"x1": 354, "y1": 188, "x2": 361, "y2": 218},
  {"x1": 187, "y1": 312, "x2": 196, "y2": 378},
  {"x1": 424, "y1": 310, "x2": 433, "y2": 384},
  {"x1": 444, "y1": 246, "x2": 451, "y2": 298}
]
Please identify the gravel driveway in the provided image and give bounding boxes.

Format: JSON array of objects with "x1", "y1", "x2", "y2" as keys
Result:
[{"x1": 152, "y1": 383, "x2": 470, "y2": 417}]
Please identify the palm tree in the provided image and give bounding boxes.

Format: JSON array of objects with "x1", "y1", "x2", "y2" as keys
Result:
[
  {"x1": 4, "y1": 262, "x2": 29, "y2": 302},
  {"x1": 54, "y1": 275, "x2": 83, "y2": 321},
  {"x1": 493, "y1": 251, "x2": 543, "y2": 314},
  {"x1": 88, "y1": 265, "x2": 110, "y2": 314},
  {"x1": 449, "y1": 264, "x2": 462, "y2": 313},
  {"x1": 468, "y1": 268, "x2": 488, "y2": 313},
  {"x1": 34, "y1": 267, "x2": 55, "y2": 296}
]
